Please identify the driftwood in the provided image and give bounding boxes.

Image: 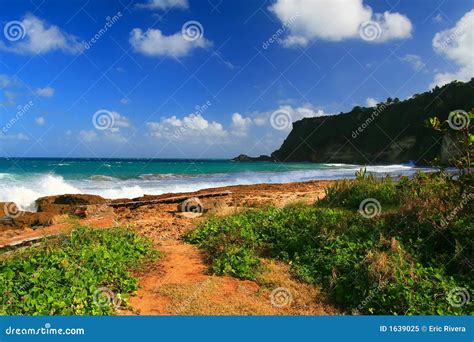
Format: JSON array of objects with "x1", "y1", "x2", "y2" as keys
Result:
[{"x1": 109, "y1": 191, "x2": 232, "y2": 209}]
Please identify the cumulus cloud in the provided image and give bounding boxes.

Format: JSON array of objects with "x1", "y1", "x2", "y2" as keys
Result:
[
  {"x1": 79, "y1": 130, "x2": 98, "y2": 143},
  {"x1": 0, "y1": 74, "x2": 19, "y2": 89},
  {"x1": 35, "y1": 86, "x2": 55, "y2": 97},
  {"x1": 137, "y1": 0, "x2": 188, "y2": 10},
  {"x1": 268, "y1": 0, "x2": 412, "y2": 46},
  {"x1": 108, "y1": 111, "x2": 131, "y2": 133},
  {"x1": 35, "y1": 116, "x2": 45, "y2": 125},
  {"x1": 254, "y1": 105, "x2": 328, "y2": 128},
  {"x1": 430, "y1": 9, "x2": 474, "y2": 88},
  {"x1": 129, "y1": 28, "x2": 211, "y2": 58},
  {"x1": 147, "y1": 113, "x2": 227, "y2": 143},
  {"x1": 0, "y1": 14, "x2": 84, "y2": 55},
  {"x1": 230, "y1": 113, "x2": 252, "y2": 137},
  {"x1": 0, "y1": 133, "x2": 29, "y2": 141},
  {"x1": 400, "y1": 54, "x2": 425, "y2": 71},
  {"x1": 366, "y1": 97, "x2": 378, "y2": 107}
]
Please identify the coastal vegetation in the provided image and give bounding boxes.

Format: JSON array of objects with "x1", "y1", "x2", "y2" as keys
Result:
[
  {"x1": 262, "y1": 79, "x2": 474, "y2": 164},
  {"x1": 186, "y1": 170, "x2": 473, "y2": 314},
  {"x1": 0, "y1": 225, "x2": 157, "y2": 315}
]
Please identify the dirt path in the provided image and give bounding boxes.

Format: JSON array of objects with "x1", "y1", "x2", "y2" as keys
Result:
[
  {"x1": 125, "y1": 241, "x2": 336, "y2": 315},
  {"x1": 116, "y1": 180, "x2": 338, "y2": 315}
]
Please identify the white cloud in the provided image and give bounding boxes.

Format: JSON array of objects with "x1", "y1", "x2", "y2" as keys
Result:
[
  {"x1": 147, "y1": 113, "x2": 227, "y2": 143},
  {"x1": 366, "y1": 97, "x2": 378, "y2": 107},
  {"x1": 137, "y1": 0, "x2": 188, "y2": 10},
  {"x1": 0, "y1": 74, "x2": 19, "y2": 89},
  {"x1": 79, "y1": 130, "x2": 98, "y2": 142},
  {"x1": 0, "y1": 14, "x2": 84, "y2": 55},
  {"x1": 109, "y1": 111, "x2": 131, "y2": 133},
  {"x1": 129, "y1": 28, "x2": 211, "y2": 58},
  {"x1": 254, "y1": 105, "x2": 328, "y2": 127},
  {"x1": 0, "y1": 133, "x2": 29, "y2": 141},
  {"x1": 35, "y1": 116, "x2": 45, "y2": 125},
  {"x1": 268, "y1": 0, "x2": 412, "y2": 46},
  {"x1": 431, "y1": 9, "x2": 474, "y2": 88},
  {"x1": 1, "y1": 91, "x2": 16, "y2": 106},
  {"x1": 432, "y1": 13, "x2": 443, "y2": 23},
  {"x1": 400, "y1": 54, "x2": 425, "y2": 71},
  {"x1": 230, "y1": 113, "x2": 252, "y2": 137},
  {"x1": 35, "y1": 86, "x2": 55, "y2": 97}
]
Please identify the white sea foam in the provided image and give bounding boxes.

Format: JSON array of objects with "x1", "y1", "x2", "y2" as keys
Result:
[{"x1": 0, "y1": 164, "x2": 433, "y2": 211}]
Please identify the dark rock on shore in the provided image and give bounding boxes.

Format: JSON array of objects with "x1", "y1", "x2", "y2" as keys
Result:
[{"x1": 232, "y1": 154, "x2": 273, "y2": 162}]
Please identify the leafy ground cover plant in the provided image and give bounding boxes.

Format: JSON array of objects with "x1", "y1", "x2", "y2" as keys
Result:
[
  {"x1": 185, "y1": 172, "x2": 473, "y2": 315},
  {"x1": 0, "y1": 225, "x2": 157, "y2": 315}
]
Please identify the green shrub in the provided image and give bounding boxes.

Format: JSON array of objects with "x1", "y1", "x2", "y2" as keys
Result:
[
  {"x1": 186, "y1": 172, "x2": 473, "y2": 315},
  {"x1": 319, "y1": 170, "x2": 399, "y2": 210},
  {"x1": 0, "y1": 225, "x2": 157, "y2": 315}
]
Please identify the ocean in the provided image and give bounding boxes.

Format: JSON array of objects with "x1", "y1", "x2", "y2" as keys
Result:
[{"x1": 0, "y1": 158, "x2": 432, "y2": 210}]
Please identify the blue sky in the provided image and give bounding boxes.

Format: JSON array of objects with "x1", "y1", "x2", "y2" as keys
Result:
[{"x1": 0, "y1": 0, "x2": 472, "y2": 158}]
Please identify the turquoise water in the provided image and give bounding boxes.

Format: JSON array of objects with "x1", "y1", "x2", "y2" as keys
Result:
[
  {"x1": 0, "y1": 158, "x2": 344, "y2": 180},
  {"x1": 0, "y1": 158, "x2": 428, "y2": 210}
]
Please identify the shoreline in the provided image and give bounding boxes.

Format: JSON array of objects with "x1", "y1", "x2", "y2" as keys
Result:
[{"x1": 0, "y1": 179, "x2": 335, "y2": 246}]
